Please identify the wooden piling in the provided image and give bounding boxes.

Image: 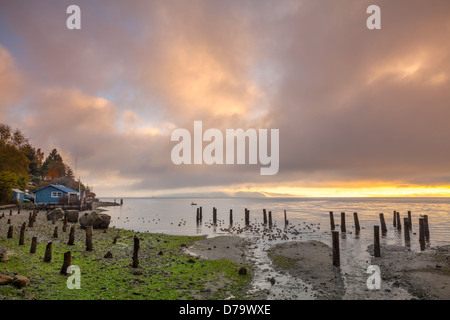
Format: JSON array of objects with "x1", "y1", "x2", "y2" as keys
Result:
[
  {"x1": 7, "y1": 225, "x2": 13, "y2": 238},
  {"x1": 132, "y1": 235, "x2": 140, "y2": 268},
  {"x1": 340, "y1": 212, "x2": 346, "y2": 232},
  {"x1": 53, "y1": 226, "x2": 58, "y2": 238},
  {"x1": 17, "y1": 206, "x2": 20, "y2": 215},
  {"x1": 419, "y1": 218, "x2": 425, "y2": 251},
  {"x1": 268, "y1": 211, "x2": 272, "y2": 228},
  {"x1": 86, "y1": 226, "x2": 93, "y2": 251},
  {"x1": 403, "y1": 218, "x2": 410, "y2": 244},
  {"x1": 43, "y1": 242, "x2": 52, "y2": 262},
  {"x1": 52, "y1": 214, "x2": 56, "y2": 225},
  {"x1": 408, "y1": 211, "x2": 412, "y2": 230},
  {"x1": 9, "y1": 209, "x2": 12, "y2": 216},
  {"x1": 393, "y1": 211, "x2": 397, "y2": 227},
  {"x1": 284, "y1": 210, "x2": 288, "y2": 227},
  {"x1": 19, "y1": 222, "x2": 26, "y2": 245},
  {"x1": 423, "y1": 215, "x2": 430, "y2": 241},
  {"x1": 199, "y1": 207, "x2": 202, "y2": 221},
  {"x1": 28, "y1": 212, "x2": 34, "y2": 228},
  {"x1": 63, "y1": 216, "x2": 68, "y2": 232},
  {"x1": 374, "y1": 226, "x2": 381, "y2": 257},
  {"x1": 353, "y1": 212, "x2": 360, "y2": 231},
  {"x1": 263, "y1": 209, "x2": 267, "y2": 225},
  {"x1": 379, "y1": 213, "x2": 388, "y2": 234},
  {"x1": 213, "y1": 207, "x2": 217, "y2": 226},
  {"x1": 329, "y1": 211, "x2": 335, "y2": 231},
  {"x1": 7, "y1": 218, "x2": 11, "y2": 224},
  {"x1": 60, "y1": 251, "x2": 72, "y2": 275},
  {"x1": 68, "y1": 225, "x2": 75, "y2": 245},
  {"x1": 229, "y1": 209, "x2": 233, "y2": 225},
  {"x1": 196, "y1": 207, "x2": 200, "y2": 225},
  {"x1": 396, "y1": 212, "x2": 401, "y2": 230},
  {"x1": 30, "y1": 237, "x2": 37, "y2": 253},
  {"x1": 332, "y1": 231, "x2": 340, "y2": 266}
]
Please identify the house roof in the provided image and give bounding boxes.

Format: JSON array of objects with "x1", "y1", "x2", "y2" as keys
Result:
[
  {"x1": 12, "y1": 189, "x2": 24, "y2": 193},
  {"x1": 34, "y1": 184, "x2": 78, "y2": 194}
]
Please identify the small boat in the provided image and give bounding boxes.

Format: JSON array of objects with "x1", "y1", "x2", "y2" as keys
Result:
[{"x1": 191, "y1": 202, "x2": 197, "y2": 205}]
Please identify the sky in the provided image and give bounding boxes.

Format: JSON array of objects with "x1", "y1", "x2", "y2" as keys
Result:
[{"x1": 1, "y1": 0, "x2": 450, "y2": 197}]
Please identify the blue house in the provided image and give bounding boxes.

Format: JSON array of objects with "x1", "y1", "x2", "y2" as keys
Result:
[
  {"x1": 34, "y1": 185, "x2": 79, "y2": 204},
  {"x1": 11, "y1": 189, "x2": 25, "y2": 203}
]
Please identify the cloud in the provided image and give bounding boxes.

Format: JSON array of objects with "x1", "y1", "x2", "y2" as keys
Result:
[{"x1": 1, "y1": 0, "x2": 450, "y2": 196}]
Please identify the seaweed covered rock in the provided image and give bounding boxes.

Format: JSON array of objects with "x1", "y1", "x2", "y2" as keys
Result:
[
  {"x1": 79, "y1": 211, "x2": 111, "y2": 230},
  {"x1": 65, "y1": 210, "x2": 79, "y2": 223},
  {"x1": 47, "y1": 208, "x2": 64, "y2": 221}
]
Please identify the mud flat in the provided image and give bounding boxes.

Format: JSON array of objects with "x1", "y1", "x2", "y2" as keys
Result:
[
  {"x1": 268, "y1": 240, "x2": 345, "y2": 299},
  {"x1": 370, "y1": 244, "x2": 450, "y2": 299}
]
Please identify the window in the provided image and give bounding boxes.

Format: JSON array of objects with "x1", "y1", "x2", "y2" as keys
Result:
[{"x1": 51, "y1": 191, "x2": 63, "y2": 198}]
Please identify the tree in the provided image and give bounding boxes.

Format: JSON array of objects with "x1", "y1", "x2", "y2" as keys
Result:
[
  {"x1": 66, "y1": 166, "x2": 75, "y2": 180},
  {"x1": 41, "y1": 149, "x2": 65, "y2": 178}
]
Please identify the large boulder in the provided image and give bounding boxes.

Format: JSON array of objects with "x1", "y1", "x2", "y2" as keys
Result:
[
  {"x1": 0, "y1": 274, "x2": 13, "y2": 285},
  {"x1": 79, "y1": 211, "x2": 111, "y2": 230},
  {"x1": 47, "y1": 208, "x2": 64, "y2": 221},
  {"x1": 12, "y1": 275, "x2": 30, "y2": 288},
  {"x1": 65, "y1": 210, "x2": 79, "y2": 223}
]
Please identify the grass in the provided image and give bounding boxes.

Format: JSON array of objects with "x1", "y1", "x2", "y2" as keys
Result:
[{"x1": 0, "y1": 226, "x2": 252, "y2": 300}]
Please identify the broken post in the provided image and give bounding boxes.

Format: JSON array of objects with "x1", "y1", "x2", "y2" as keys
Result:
[
  {"x1": 43, "y1": 242, "x2": 52, "y2": 262},
  {"x1": 408, "y1": 211, "x2": 412, "y2": 230},
  {"x1": 396, "y1": 212, "x2": 401, "y2": 230},
  {"x1": 374, "y1": 225, "x2": 381, "y2": 257},
  {"x1": 53, "y1": 226, "x2": 58, "y2": 238},
  {"x1": 199, "y1": 207, "x2": 202, "y2": 221},
  {"x1": 423, "y1": 215, "x2": 430, "y2": 241},
  {"x1": 393, "y1": 211, "x2": 397, "y2": 227},
  {"x1": 63, "y1": 216, "x2": 68, "y2": 232},
  {"x1": 353, "y1": 212, "x2": 361, "y2": 232},
  {"x1": 19, "y1": 222, "x2": 26, "y2": 245},
  {"x1": 86, "y1": 226, "x2": 93, "y2": 251},
  {"x1": 28, "y1": 212, "x2": 34, "y2": 228},
  {"x1": 268, "y1": 211, "x2": 273, "y2": 228},
  {"x1": 329, "y1": 211, "x2": 335, "y2": 231},
  {"x1": 213, "y1": 207, "x2": 217, "y2": 226},
  {"x1": 419, "y1": 218, "x2": 425, "y2": 251},
  {"x1": 229, "y1": 209, "x2": 233, "y2": 225},
  {"x1": 7, "y1": 225, "x2": 13, "y2": 238},
  {"x1": 403, "y1": 218, "x2": 410, "y2": 244},
  {"x1": 263, "y1": 209, "x2": 267, "y2": 225},
  {"x1": 68, "y1": 225, "x2": 76, "y2": 245},
  {"x1": 284, "y1": 210, "x2": 288, "y2": 227},
  {"x1": 379, "y1": 213, "x2": 388, "y2": 234},
  {"x1": 196, "y1": 208, "x2": 200, "y2": 225},
  {"x1": 30, "y1": 237, "x2": 37, "y2": 253},
  {"x1": 60, "y1": 251, "x2": 72, "y2": 275},
  {"x1": 332, "y1": 230, "x2": 340, "y2": 266},
  {"x1": 341, "y1": 212, "x2": 346, "y2": 232},
  {"x1": 132, "y1": 235, "x2": 140, "y2": 268}
]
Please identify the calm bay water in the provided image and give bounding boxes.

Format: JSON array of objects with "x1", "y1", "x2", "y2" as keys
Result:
[
  {"x1": 100, "y1": 197, "x2": 450, "y2": 245},
  {"x1": 99, "y1": 197, "x2": 450, "y2": 299}
]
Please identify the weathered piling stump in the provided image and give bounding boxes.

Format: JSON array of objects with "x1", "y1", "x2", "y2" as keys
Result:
[
  {"x1": 396, "y1": 212, "x2": 401, "y2": 230},
  {"x1": 196, "y1": 208, "x2": 200, "y2": 225},
  {"x1": 423, "y1": 215, "x2": 430, "y2": 241},
  {"x1": 263, "y1": 209, "x2": 267, "y2": 225},
  {"x1": 17, "y1": 207, "x2": 20, "y2": 215},
  {"x1": 332, "y1": 231, "x2": 340, "y2": 266},
  {"x1": 403, "y1": 218, "x2": 410, "y2": 244},
  {"x1": 268, "y1": 211, "x2": 273, "y2": 228},
  {"x1": 340, "y1": 212, "x2": 346, "y2": 232},
  {"x1": 7, "y1": 225, "x2": 13, "y2": 238},
  {"x1": 52, "y1": 214, "x2": 56, "y2": 225},
  {"x1": 60, "y1": 251, "x2": 72, "y2": 275},
  {"x1": 43, "y1": 242, "x2": 52, "y2": 262},
  {"x1": 419, "y1": 218, "x2": 425, "y2": 251},
  {"x1": 408, "y1": 211, "x2": 412, "y2": 230},
  {"x1": 353, "y1": 212, "x2": 361, "y2": 232},
  {"x1": 7, "y1": 218, "x2": 11, "y2": 224},
  {"x1": 28, "y1": 212, "x2": 34, "y2": 228},
  {"x1": 132, "y1": 235, "x2": 140, "y2": 268},
  {"x1": 379, "y1": 213, "x2": 388, "y2": 234},
  {"x1": 9, "y1": 209, "x2": 12, "y2": 216},
  {"x1": 19, "y1": 222, "x2": 26, "y2": 245},
  {"x1": 212, "y1": 207, "x2": 217, "y2": 226},
  {"x1": 53, "y1": 226, "x2": 58, "y2": 238},
  {"x1": 329, "y1": 211, "x2": 335, "y2": 231},
  {"x1": 86, "y1": 226, "x2": 93, "y2": 251},
  {"x1": 393, "y1": 211, "x2": 397, "y2": 227},
  {"x1": 244, "y1": 208, "x2": 250, "y2": 226},
  {"x1": 30, "y1": 237, "x2": 37, "y2": 253},
  {"x1": 199, "y1": 207, "x2": 202, "y2": 221},
  {"x1": 63, "y1": 216, "x2": 68, "y2": 232},
  {"x1": 68, "y1": 225, "x2": 76, "y2": 245},
  {"x1": 229, "y1": 209, "x2": 233, "y2": 225},
  {"x1": 284, "y1": 210, "x2": 288, "y2": 227},
  {"x1": 374, "y1": 225, "x2": 381, "y2": 257}
]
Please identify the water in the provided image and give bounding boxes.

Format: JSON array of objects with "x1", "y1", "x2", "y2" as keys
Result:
[{"x1": 99, "y1": 197, "x2": 450, "y2": 299}]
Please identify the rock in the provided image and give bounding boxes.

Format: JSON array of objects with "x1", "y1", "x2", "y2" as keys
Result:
[
  {"x1": 47, "y1": 208, "x2": 64, "y2": 221},
  {"x1": 104, "y1": 251, "x2": 113, "y2": 259},
  {"x1": 12, "y1": 275, "x2": 30, "y2": 288},
  {"x1": 65, "y1": 210, "x2": 79, "y2": 223},
  {"x1": 131, "y1": 267, "x2": 143, "y2": 275},
  {"x1": 0, "y1": 247, "x2": 8, "y2": 262},
  {"x1": 269, "y1": 277, "x2": 276, "y2": 285},
  {"x1": 0, "y1": 274, "x2": 13, "y2": 285},
  {"x1": 238, "y1": 267, "x2": 248, "y2": 275},
  {"x1": 79, "y1": 211, "x2": 111, "y2": 229}
]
